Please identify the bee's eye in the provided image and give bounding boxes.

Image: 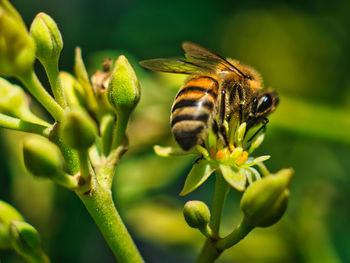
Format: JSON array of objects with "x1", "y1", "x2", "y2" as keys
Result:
[
  {"x1": 256, "y1": 94, "x2": 272, "y2": 113},
  {"x1": 251, "y1": 97, "x2": 258, "y2": 113},
  {"x1": 246, "y1": 74, "x2": 253, "y2": 80}
]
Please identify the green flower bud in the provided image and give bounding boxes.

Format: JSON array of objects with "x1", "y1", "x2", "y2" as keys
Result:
[
  {"x1": 60, "y1": 71, "x2": 85, "y2": 107},
  {"x1": 240, "y1": 168, "x2": 293, "y2": 227},
  {"x1": 107, "y1": 55, "x2": 140, "y2": 148},
  {"x1": 0, "y1": 0, "x2": 35, "y2": 77},
  {"x1": 0, "y1": 201, "x2": 24, "y2": 249},
  {"x1": 9, "y1": 220, "x2": 40, "y2": 254},
  {"x1": 0, "y1": 77, "x2": 47, "y2": 125},
  {"x1": 60, "y1": 109, "x2": 97, "y2": 150},
  {"x1": 74, "y1": 47, "x2": 98, "y2": 113},
  {"x1": 0, "y1": 77, "x2": 29, "y2": 117},
  {"x1": 183, "y1": 201, "x2": 210, "y2": 229},
  {"x1": 30, "y1": 12, "x2": 63, "y2": 62},
  {"x1": 107, "y1": 55, "x2": 140, "y2": 117},
  {"x1": 74, "y1": 47, "x2": 91, "y2": 90},
  {"x1": 235, "y1": 122, "x2": 246, "y2": 145},
  {"x1": 23, "y1": 137, "x2": 63, "y2": 177}
]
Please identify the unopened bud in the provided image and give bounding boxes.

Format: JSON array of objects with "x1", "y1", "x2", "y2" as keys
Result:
[
  {"x1": 23, "y1": 137, "x2": 63, "y2": 177},
  {"x1": 0, "y1": 77, "x2": 29, "y2": 118},
  {"x1": 59, "y1": 71, "x2": 85, "y2": 107},
  {"x1": 107, "y1": 55, "x2": 140, "y2": 148},
  {"x1": 60, "y1": 109, "x2": 97, "y2": 150},
  {"x1": 107, "y1": 55, "x2": 140, "y2": 117},
  {"x1": 0, "y1": 201, "x2": 24, "y2": 249},
  {"x1": 0, "y1": 0, "x2": 35, "y2": 77},
  {"x1": 30, "y1": 12, "x2": 63, "y2": 62},
  {"x1": 183, "y1": 201, "x2": 210, "y2": 229},
  {"x1": 240, "y1": 168, "x2": 293, "y2": 227},
  {"x1": 74, "y1": 47, "x2": 98, "y2": 113},
  {"x1": 0, "y1": 77, "x2": 46, "y2": 124},
  {"x1": 9, "y1": 220, "x2": 40, "y2": 254},
  {"x1": 235, "y1": 122, "x2": 246, "y2": 145}
]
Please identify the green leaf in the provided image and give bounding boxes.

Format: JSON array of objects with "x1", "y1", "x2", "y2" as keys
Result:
[
  {"x1": 220, "y1": 165, "x2": 246, "y2": 191},
  {"x1": 252, "y1": 155, "x2": 270, "y2": 163},
  {"x1": 244, "y1": 155, "x2": 271, "y2": 167},
  {"x1": 154, "y1": 145, "x2": 195, "y2": 157},
  {"x1": 179, "y1": 160, "x2": 216, "y2": 196}
]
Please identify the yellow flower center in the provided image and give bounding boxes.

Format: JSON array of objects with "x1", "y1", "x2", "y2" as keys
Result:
[{"x1": 213, "y1": 145, "x2": 249, "y2": 165}]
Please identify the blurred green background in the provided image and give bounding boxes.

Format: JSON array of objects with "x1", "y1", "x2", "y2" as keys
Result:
[{"x1": 1, "y1": 0, "x2": 350, "y2": 262}]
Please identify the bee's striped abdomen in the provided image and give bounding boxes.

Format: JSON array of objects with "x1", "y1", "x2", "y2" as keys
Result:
[{"x1": 171, "y1": 76, "x2": 219, "y2": 150}]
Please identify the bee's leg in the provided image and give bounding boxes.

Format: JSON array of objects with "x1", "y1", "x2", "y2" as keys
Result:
[
  {"x1": 218, "y1": 90, "x2": 229, "y2": 146},
  {"x1": 221, "y1": 127, "x2": 229, "y2": 146},
  {"x1": 236, "y1": 83, "x2": 245, "y2": 123},
  {"x1": 248, "y1": 118, "x2": 269, "y2": 142},
  {"x1": 212, "y1": 119, "x2": 219, "y2": 136},
  {"x1": 219, "y1": 90, "x2": 226, "y2": 124}
]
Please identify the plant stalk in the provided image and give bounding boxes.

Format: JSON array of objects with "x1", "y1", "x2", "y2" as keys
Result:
[
  {"x1": 17, "y1": 70, "x2": 64, "y2": 121},
  {"x1": 196, "y1": 240, "x2": 222, "y2": 263},
  {"x1": 49, "y1": 123, "x2": 80, "y2": 174},
  {"x1": 78, "y1": 149, "x2": 90, "y2": 182},
  {"x1": 196, "y1": 171, "x2": 229, "y2": 263},
  {"x1": 216, "y1": 218, "x2": 253, "y2": 250},
  {"x1": 112, "y1": 112, "x2": 128, "y2": 149},
  {"x1": 42, "y1": 58, "x2": 67, "y2": 108},
  {"x1": 210, "y1": 172, "x2": 229, "y2": 234},
  {"x1": 77, "y1": 180, "x2": 144, "y2": 263},
  {"x1": 0, "y1": 113, "x2": 50, "y2": 136}
]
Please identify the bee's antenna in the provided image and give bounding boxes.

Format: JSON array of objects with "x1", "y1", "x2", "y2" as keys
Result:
[
  {"x1": 247, "y1": 118, "x2": 269, "y2": 142},
  {"x1": 217, "y1": 54, "x2": 247, "y2": 78}
]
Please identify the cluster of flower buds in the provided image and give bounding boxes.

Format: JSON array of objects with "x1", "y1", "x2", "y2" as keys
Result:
[
  {"x1": 0, "y1": 0, "x2": 141, "y2": 192},
  {"x1": 0, "y1": 1, "x2": 144, "y2": 262}
]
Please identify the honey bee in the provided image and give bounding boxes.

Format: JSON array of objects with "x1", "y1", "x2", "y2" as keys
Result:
[{"x1": 140, "y1": 42, "x2": 279, "y2": 151}]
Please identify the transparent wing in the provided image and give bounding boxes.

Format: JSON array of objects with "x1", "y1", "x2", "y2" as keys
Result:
[
  {"x1": 182, "y1": 42, "x2": 245, "y2": 77},
  {"x1": 139, "y1": 58, "x2": 202, "y2": 74}
]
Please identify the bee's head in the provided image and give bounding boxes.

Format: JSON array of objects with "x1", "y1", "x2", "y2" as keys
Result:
[
  {"x1": 246, "y1": 90, "x2": 279, "y2": 130},
  {"x1": 227, "y1": 59, "x2": 263, "y2": 91}
]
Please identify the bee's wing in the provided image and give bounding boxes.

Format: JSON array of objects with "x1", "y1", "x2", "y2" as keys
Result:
[
  {"x1": 182, "y1": 42, "x2": 245, "y2": 77},
  {"x1": 139, "y1": 58, "x2": 202, "y2": 74}
]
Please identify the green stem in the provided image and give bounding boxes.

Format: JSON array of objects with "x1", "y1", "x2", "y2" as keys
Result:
[
  {"x1": 255, "y1": 162, "x2": 270, "y2": 177},
  {"x1": 17, "y1": 70, "x2": 64, "y2": 121},
  {"x1": 199, "y1": 224, "x2": 215, "y2": 240},
  {"x1": 210, "y1": 172, "x2": 229, "y2": 234},
  {"x1": 112, "y1": 112, "x2": 129, "y2": 149},
  {"x1": 52, "y1": 171, "x2": 79, "y2": 189},
  {"x1": 100, "y1": 114, "x2": 115, "y2": 156},
  {"x1": 196, "y1": 171, "x2": 229, "y2": 263},
  {"x1": 216, "y1": 217, "x2": 253, "y2": 250},
  {"x1": 0, "y1": 113, "x2": 50, "y2": 137},
  {"x1": 49, "y1": 123, "x2": 80, "y2": 174},
  {"x1": 78, "y1": 149, "x2": 90, "y2": 182},
  {"x1": 196, "y1": 241, "x2": 222, "y2": 263},
  {"x1": 76, "y1": 179, "x2": 144, "y2": 263},
  {"x1": 42, "y1": 58, "x2": 67, "y2": 108},
  {"x1": 96, "y1": 146, "x2": 127, "y2": 190}
]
